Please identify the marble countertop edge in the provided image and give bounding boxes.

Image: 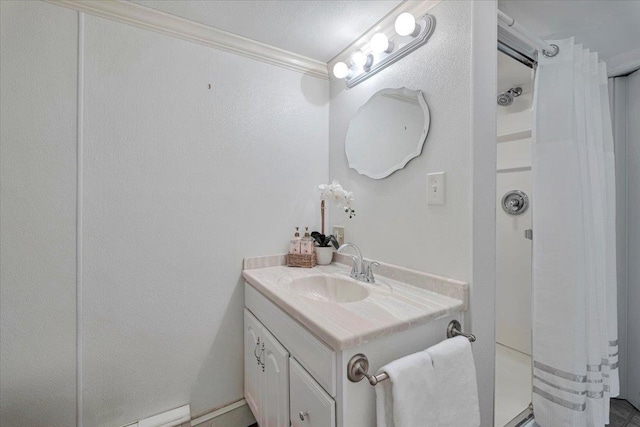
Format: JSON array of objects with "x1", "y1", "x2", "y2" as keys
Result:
[
  {"x1": 241, "y1": 254, "x2": 468, "y2": 351},
  {"x1": 244, "y1": 253, "x2": 469, "y2": 308}
]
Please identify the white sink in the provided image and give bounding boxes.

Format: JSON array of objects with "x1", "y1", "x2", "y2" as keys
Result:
[{"x1": 289, "y1": 275, "x2": 370, "y2": 303}]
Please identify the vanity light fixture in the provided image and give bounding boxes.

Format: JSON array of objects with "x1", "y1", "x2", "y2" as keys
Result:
[
  {"x1": 371, "y1": 33, "x2": 393, "y2": 54},
  {"x1": 333, "y1": 61, "x2": 351, "y2": 79},
  {"x1": 350, "y1": 50, "x2": 373, "y2": 69},
  {"x1": 332, "y1": 12, "x2": 436, "y2": 88},
  {"x1": 394, "y1": 12, "x2": 420, "y2": 37},
  {"x1": 350, "y1": 50, "x2": 365, "y2": 66}
]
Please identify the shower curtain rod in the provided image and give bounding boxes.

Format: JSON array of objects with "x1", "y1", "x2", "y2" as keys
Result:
[{"x1": 498, "y1": 10, "x2": 559, "y2": 65}]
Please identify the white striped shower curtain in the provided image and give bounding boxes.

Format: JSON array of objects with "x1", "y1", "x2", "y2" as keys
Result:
[{"x1": 532, "y1": 37, "x2": 619, "y2": 427}]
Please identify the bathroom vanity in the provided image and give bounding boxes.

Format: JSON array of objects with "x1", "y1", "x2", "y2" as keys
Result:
[{"x1": 242, "y1": 254, "x2": 469, "y2": 427}]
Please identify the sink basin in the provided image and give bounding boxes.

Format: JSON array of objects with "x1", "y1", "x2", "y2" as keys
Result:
[{"x1": 289, "y1": 275, "x2": 370, "y2": 303}]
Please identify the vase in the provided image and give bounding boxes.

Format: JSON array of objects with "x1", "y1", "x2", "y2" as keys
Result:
[{"x1": 315, "y1": 247, "x2": 335, "y2": 265}]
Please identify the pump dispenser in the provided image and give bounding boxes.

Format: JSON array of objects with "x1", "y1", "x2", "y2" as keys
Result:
[
  {"x1": 289, "y1": 227, "x2": 301, "y2": 254},
  {"x1": 301, "y1": 227, "x2": 314, "y2": 254}
]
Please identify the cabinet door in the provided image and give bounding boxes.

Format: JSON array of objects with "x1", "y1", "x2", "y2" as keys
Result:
[
  {"x1": 244, "y1": 309, "x2": 262, "y2": 420},
  {"x1": 290, "y1": 358, "x2": 335, "y2": 427},
  {"x1": 261, "y1": 327, "x2": 290, "y2": 427}
]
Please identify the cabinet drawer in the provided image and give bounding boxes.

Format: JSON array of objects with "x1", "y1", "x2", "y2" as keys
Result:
[
  {"x1": 290, "y1": 358, "x2": 335, "y2": 427},
  {"x1": 245, "y1": 283, "x2": 336, "y2": 396}
]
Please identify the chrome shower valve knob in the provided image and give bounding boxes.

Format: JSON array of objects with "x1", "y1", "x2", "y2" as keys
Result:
[{"x1": 501, "y1": 190, "x2": 529, "y2": 215}]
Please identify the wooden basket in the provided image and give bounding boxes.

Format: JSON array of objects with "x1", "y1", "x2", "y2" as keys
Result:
[{"x1": 287, "y1": 252, "x2": 317, "y2": 268}]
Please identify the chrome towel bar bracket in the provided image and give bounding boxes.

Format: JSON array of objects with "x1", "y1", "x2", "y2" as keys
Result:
[
  {"x1": 347, "y1": 354, "x2": 389, "y2": 385},
  {"x1": 347, "y1": 320, "x2": 475, "y2": 385},
  {"x1": 446, "y1": 319, "x2": 476, "y2": 342}
]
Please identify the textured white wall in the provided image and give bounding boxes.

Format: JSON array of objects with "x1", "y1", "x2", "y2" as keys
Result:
[
  {"x1": 328, "y1": 1, "x2": 496, "y2": 424},
  {"x1": 625, "y1": 69, "x2": 640, "y2": 409},
  {"x1": 2, "y1": 1, "x2": 500, "y2": 425},
  {"x1": 469, "y1": 3, "x2": 498, "y2": 423},
  {"x1": 1, "y1": 3, "x2": 329, "y2": 426},
  {"x1": 80, "y1": 14, "x2": 328, "y2": 427},
  {"x1": 329, "y1": 1, "x2": 473, "y2": 280},
  {"x1": 0, "y1": 2, "x2": 78, "y2": 426}
]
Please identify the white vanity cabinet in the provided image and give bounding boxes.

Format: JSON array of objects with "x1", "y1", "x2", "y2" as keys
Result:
[
  {"x1": 242, "y1": 263, "x2": 467, "y2": 427},
  {"x1": 290, "y1": 358, "x2": 335, "y2": 427},
  {"x1": 244, "y1": 283, "x2": 339, "y2": 427},
  {"x1": 244, "y1": 309, "x2": 290, "y2": 427}
]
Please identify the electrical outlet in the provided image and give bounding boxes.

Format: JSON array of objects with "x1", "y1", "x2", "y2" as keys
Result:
[
  {"x1": 427, "y1": 172, "x2": 445, "y2": 205},
  {"x1": 332, "y1": 226, "x2": 345, "y2": 246}
]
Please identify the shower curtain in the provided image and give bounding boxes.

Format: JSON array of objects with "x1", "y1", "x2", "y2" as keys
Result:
[{"x1": 532, "y1": 38, "x2": 619, "y2": 427}]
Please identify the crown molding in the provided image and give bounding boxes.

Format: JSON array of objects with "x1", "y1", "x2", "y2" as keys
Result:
[{"x1": 45, "y1": 0, "x2": 329, "y2": 80}]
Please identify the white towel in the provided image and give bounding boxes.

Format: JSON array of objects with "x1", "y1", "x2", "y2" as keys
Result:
[
  {"x1": 375, "y1": 350, "x2": 437, "y2": 427},
  {"x1": 375, "y1": 336, "x2": 480, "y2": 427},
  {"x1": 426, "y1": 335, "x2": 480, "y2": 426}
]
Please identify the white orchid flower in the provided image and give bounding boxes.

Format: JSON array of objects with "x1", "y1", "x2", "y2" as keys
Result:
[
  {"x1": 344, "y1": 191, "x2": 355, "y2": 207},
  {"x1": 317, "y1": 180, "x2": 355, "y2": 218},
  {"x1": 332, "y1": 189, "x2": 348, "y2": 205},
  {"x1": 328, "y1": 180, "x2": 344, "y2": 192},
  {"x1": 318, "y1": 183, "x2": 331, "y2": 200}
]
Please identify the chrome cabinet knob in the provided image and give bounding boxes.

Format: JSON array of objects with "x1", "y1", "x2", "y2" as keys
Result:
[{"x1": 299, "y1": 411, "x2": 308, "y2": 421}]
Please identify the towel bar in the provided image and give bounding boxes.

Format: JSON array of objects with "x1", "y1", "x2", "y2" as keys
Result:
[{"x1": 347, "y1": 320, "x2": 475, "y2": 386}]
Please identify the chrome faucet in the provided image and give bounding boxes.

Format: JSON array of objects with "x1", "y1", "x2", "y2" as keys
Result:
[
  {"x1": 337, "y1": 242, "x2": 364, "y2": 278},
  {"x1": 337, "y1": 243, "x2": 379, "y2": 283}
]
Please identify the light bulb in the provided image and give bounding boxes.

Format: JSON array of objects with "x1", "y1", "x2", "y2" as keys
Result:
[
  {"x1": 371, "y1": 33, "x2": 393, "y2": 53},
  {"x1": 395, "y1": 12, "x2": 418, "y2": 37},
  {"x1": 333, "y1": 62, "x2": 350, "y2": 79},
  {"x1": 351, "y1": 50, "x2": 367, "y2": 67}
]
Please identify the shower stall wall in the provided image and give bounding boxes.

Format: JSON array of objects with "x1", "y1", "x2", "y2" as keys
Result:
[
  {"x1": 495, "y1": 51, "x2": 534, "y2": 426},
  {"x1": 610, "y1": 69, "x2": 640, "y2": 411},
  {"x1": 496, "y1": 87, "x2": 533, "y2": 357}
]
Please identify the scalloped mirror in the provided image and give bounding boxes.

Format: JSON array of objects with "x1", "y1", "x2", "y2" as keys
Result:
[{"x1": 345, "y1": 87, "x2": 430, "y2": 179}]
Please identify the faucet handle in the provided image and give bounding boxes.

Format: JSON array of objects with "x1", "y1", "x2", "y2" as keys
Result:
[
  {"x1": 364, "y1": 261, "x2": 380, "y2": 283},
  {"x1": 342, "y1": 254, "x2": 359, "y2": 278}
]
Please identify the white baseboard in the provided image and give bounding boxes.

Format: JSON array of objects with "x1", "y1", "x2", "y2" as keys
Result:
[
  {"x1": 123, "y1": 404, "x2": 191, "y2": 427},
  {"x1": 191, "y1": 399, "x2": 255, "y2": 427}
]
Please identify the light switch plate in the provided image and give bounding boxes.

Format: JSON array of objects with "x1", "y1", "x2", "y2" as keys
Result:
[{"x1": 427, "y1": 172, "x2": 445, "y2": 205}]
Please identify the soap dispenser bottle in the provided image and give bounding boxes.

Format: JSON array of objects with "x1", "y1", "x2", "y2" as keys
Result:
[
  {"x1": 301, "y1": 227, "x2": 314, "y2": 255},
  {"x1": 289, "y1": 227, "x2": 301, "y2": 254}
]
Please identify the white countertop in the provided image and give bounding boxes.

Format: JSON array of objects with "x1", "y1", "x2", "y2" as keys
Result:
[{"x1": 242, "y1": 255, "x2": 468, "y2": 351}]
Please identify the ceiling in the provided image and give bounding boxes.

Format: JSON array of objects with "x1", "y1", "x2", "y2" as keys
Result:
[
  {"x1": 498, "y1": 0, "x2": 640, "y2": 63},
  {"x1": 131, "y1": 0, "x2": 403, "y2": 63}
]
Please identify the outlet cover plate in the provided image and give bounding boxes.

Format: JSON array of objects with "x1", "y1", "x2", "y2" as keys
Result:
[{"x1": 332, "y1": 226, "x2": 345, "y2": 246}]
